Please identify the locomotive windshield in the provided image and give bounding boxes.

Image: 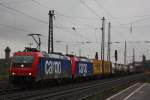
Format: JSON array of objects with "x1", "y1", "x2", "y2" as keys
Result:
[
  {"x1": 13, "y1": 56, "x2": 34, "y2": 63},
  {"x1": 12, "y1": 56, "x2": 34, "y2": 67}
]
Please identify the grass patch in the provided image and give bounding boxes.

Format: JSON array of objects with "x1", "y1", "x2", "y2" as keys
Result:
[
  {"x1": 0, "y1": 73, "x2": 9, "y2": 80},
  {"x1": 0, "y1": 60, "x2": 10, "y2": 80}
]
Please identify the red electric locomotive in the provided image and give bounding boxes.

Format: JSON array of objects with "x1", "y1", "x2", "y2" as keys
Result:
[
  {"x1": 9, "y1": 48, "x2": 73, "y2": 86},
  {"x1": 9, "y1": 48, "x2": 43, "y2": 85}
]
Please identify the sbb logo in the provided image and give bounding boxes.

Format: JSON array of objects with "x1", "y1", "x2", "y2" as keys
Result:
[
  {"x1": 79, "y1": 63, "x2": 87, "y2": 75},
  {"x1": 45, "y1": 60, "x2": 61, "y2": 74}
]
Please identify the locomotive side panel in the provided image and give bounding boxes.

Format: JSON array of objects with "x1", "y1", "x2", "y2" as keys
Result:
[
  {"x1": 39, "y1": 58, "x2": 72, "y2": 80},
  {"x1": 76, "y1": 61, "x2": 93, "y2": 77}
]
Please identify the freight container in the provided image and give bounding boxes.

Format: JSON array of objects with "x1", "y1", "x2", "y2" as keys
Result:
[
  {"x1": 92, "y1": 59, "x2": 103, "y2": 76},
  {"x1": 103, "y1": 61, "x2": 111, "y2": 75}
]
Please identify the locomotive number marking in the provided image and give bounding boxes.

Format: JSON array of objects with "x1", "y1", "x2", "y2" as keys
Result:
[{"x1": 45, "y1": 60, "x2": 61, "y2": 74}]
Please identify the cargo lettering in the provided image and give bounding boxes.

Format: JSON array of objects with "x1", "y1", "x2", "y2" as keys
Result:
[
  {"x1": 45, "y1": 60, "x2": 61, "y2": 74},
  {"x1": 79, "y1": 63, "x2": 87, "y2": 75}
]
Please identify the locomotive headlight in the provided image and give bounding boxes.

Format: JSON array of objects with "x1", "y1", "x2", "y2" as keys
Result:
[
  {"x1": 29, "y1": 73, "x2": 32, "y2": 75},
  {"x1": 12, "y1": 72, "x2": 15, "y2": 75}
]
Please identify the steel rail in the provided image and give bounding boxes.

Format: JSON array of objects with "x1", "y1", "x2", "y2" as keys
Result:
[
  {"x1": 22, "y1": 74, "x2": 144, "y2": 100},
  {"x1": 0, "y1": 74, "x2": 144, "y2": 100}
]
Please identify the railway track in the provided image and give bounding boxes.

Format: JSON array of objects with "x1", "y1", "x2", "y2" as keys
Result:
[
  {"x1": 0, "y1": 80, "x2": 11, "y2": 89},
  {"x1": 0, "y1": 88, "x2": 21, "y2": 95},
  {"x1": 27, "y1": 74, "x2": 143, "y2": 100},
  {"x1": 0, "y1": 74, "x2": 144, "y2": 100},
  {"x1": 0, "y1": 77, "x2": 117, "y2": 100}
]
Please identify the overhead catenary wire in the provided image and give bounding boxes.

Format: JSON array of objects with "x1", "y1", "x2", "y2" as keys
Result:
[
  {"x1": 55, "y1": 19, "x2": 92, "y2": 41},
  {"x1": 57, "y1": 11, "x2": 98, "y2": 21},
  {"x1": 35, "y1": 0, "x2": 102, "y2": 48},
  {"x1": 0, "y1": 0, "x2": 149, "y2": 60},
  {"x1": 0, "y1": 0, "x2": 130, "y2": 42},
  {"x1": 0, "y1": 2, "x2": 95, "y2": 43},
  {"x1": 0, "y1": 3, "x2": 49, "y2": 36},
  {"x1": 2, "y1": 0, "x2": 148, "y2": 42},
  {"x1": 93, "y1": 0, "x2": 127, "y2": 40},
  {"x1": 54, "y1": 40, "x2": 150, "y2": 45},
  {"x1": 11, "y1": 0, "x2": 98, "y2": 41},
  {"x1": 122, "y1": 16, "x2": 150, "y2": 25},
  {"x1": 55, "y1": 15, "x2": 100, "y2": 30},
  {"x1": 79, "y1": 0, "x2": 127, "y2": 40},
  {"x1": 31, "y1": 0, "x2": 98, "y2": 26},
  {"x1": 94, "y1": 0, "x2": 150, "y2": 37},
  {"x1": 32, "y1": 0, "x2": 150, "y2": 28},
  {"x1": 94, "y1": 0, "x2": 150, "y2": 25},
  {"x1": 94, "y1": 0, "x2": 114, "y2": 19},
  {"x1": 0, "y1": 23, "x2": 35, "y2": 34},
  {"x1": 2, "y1": 0, "x2": 150, "y2": 28},
  {"x1": 80, "y1": 0, "x2": 102, "y2": 19},
  {"x1": 0, "y1": 3, "x2": 62, "y2": 30},
  {"x1": 31, "y1": 0, "x2": 92, "y2": 21},
  {"x1": 30, "y1": 0, "x2": 100, "y2": 21},
  {"x1": 30, "y1": 0, "x2": 102, "y2": 35},
  {"x1": 31, "y1": 0, "x2": 100, "y2": 30},
  {"x1": 94, "y1": 0, "x2": 121, "y2": 24},
  {"x1": 31, "y1": 0, "x2": 51, "y2": 10},
  {"x1": 0, "y1": 0, "x2": 31, "y2": 4},
  {"x1": 55, "y1": 14, "x2": 100, "y2": 30},
  {"x1": 0, "y1": 3, "x2": 49, "y2": 25}
]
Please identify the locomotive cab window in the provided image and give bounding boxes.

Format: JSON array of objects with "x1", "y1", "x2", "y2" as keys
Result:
[
  {"x1": 12, "y1": 56, "x2": 34, "y2": 67},
  {"x1": 13, "y1": 56, "x2": 34, "y2": 63}
]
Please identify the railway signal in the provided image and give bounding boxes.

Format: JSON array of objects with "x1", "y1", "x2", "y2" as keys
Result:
[{"x1": 115, "y1": 50, "x2": 118, "y2": 62}]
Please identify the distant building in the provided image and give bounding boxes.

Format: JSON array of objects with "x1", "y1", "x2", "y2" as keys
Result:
[{"x1": 4, "y1": 46, "x2": 11, "y2": 62}]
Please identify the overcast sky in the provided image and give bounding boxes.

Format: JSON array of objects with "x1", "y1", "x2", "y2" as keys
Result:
[{"x1": 0, "y1": 0, "x2": 150, "y2": 63}]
